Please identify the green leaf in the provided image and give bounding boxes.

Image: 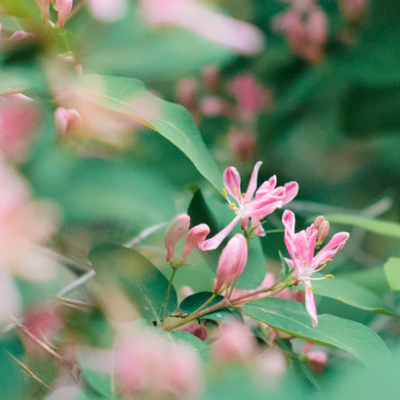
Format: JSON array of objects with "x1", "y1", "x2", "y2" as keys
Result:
[
  {"x1": 77, "y1": 2, "x2": 233, "y2": 81},
  {"x1": 78, "y1": 349, "x2": 114, "y2": 398},
  {"x1": 275, "y1": 339, "x2": 320, "y2": 391},
  {"x1": 180, "y1": 292, "x2": 243, "y2": 322},
  {"x1": 243, "y1": 298, "x2": 390, "y2": 366},
  {"x1": 77, "y1": 74, "x2": 222, "y2": 190},
  {"x1": 297, "y1": 276, "x2": 400, "y2": 317},
  {"x1": 168, "y1": 331, "x2": 208, "y2": 359},
  {"x1": 338, "y1": 268, "x2": 391, "y2": 294},
  {"x1": 324, "y1": 214, "x2": 400, "y2": 238},
  {"x1": 90, "y1": 245, "x2": 177, "y2": 323},
  {"x1": 187, "y1": 189, "x2": 267, "y2": 289},
  {"x1": 27, "y1": 149, "x2": 175, "y2": 228},
  {"x1": 383, "y1": 257, "x2": 400, "y2": 291}
]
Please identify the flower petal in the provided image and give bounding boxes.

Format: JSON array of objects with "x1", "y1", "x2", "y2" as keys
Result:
[
  {"x1": 181, "y1": 223, "x2": 210, "y2": 261},
  {"x1": 244, "y1": 161, "x2": 262, "y2": 202},
  {"x1": 304, "y1": 280, "x2": 318, "y2": 327},
  {"x1": 282, "y1": 181, "x2": 299, "y2": 204},
  {"x1": 223, "y1": 167, "x2": 241, "y2": 201},
  {"x1": 251, "y1": 216, "x2": 266, "y2": 237},
  {"x1": 282, "y1": 210, "x2": 295, "y2": 235},
  {"x1": 313, "y1": 232, "x2": 350, "y2": 267},
  {"x1": 247, "y1": 199, "x2": 283, "y2": 218},
  {"x1": 199, "y1": 216, "x2": 240, "y2": 251}
]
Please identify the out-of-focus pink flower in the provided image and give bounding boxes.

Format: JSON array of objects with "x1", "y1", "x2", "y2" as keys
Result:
[
  {"x1": 54, "y1": 107, "x2": 82, "y2": 137},
  {"x1": 257, "y1": 349, "x2": 286, "y2": 384},
  {"x1": 274, "y1": 7, "x2": 327, "y2": 63},
  {"x1": 0, "y1": 164, "x2": 59, "y2": 322},
  {"x1": 176, "y1": 79, "x2": 198, "y2": 118},
  {"x1": 214, "y1": 234, "x2": 248, "y2": 293},
  {"x1": 282, "y1": 210, "x2": 349, "y2": 327},
  {"x1": 87, "y1": 0, "x2": 127, "y2": 22},
  {"x1": 35, "y1": 0, "x2": 51, "y2": 21},
  {"x1": 230, "y1": 74, "x2": 267, "y2": 120},
  {"x1": 164, "y1": 214, "x2": 210, "y2": 262},
  {"x1": 55, "y1": 0, "x2": 73, "y2": 28},
  {"x1": 179, "y1": 323, "x2": 208, "y2": 341},
  {"x1": 180, "y1": 286, "x2": 194, "y2": 298},
  {"x1": 228, "y1": 129, "x2": 256, "y2": 161},
  {"x1": 9, "y1": 31, "x2": 34, "y2": 41},
  {"x1": 212, "y1": 320, "x2": 256, "y2": 363},
  {"x1": 199, "y1": 96, "x2": 231, "y2": 117},
  {"x1": 200, "y1": 162, "x2": 298, "y2": 251},
  {"x1": 115, "y1": 329, "x2": 201, "y2": 399},
  {"x1": 303, "y1": 341, "x2": 327, "y2": 371},
  {"x1": 0, "y1": 96, "x2": 39, "y2": 162},
  {"x1": 202, "y1": 65, "x2": 220, "y2": 94},
  {"x1": 139, "y1": 0, "x2": 264, "y2": 55},
  {"x1": 339, "y1": 0, "x2": 367, "y2": 20}
]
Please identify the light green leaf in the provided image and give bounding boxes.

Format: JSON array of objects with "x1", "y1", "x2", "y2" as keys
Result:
[
  {"x1": 168, "y1": 331, "x2": 208, "y2": 359},
  {"x1": 383, "y1": 257, "x2": 400, "y2": 291},
  {"x1": 297, "y1": 276, "x2": 400, "y2": 317},
  {"x1": 90, "y1": 245, "x2": 177, "y2": 323},
  {"x1": 243, "y1": 298, "x2": 390, "y2": 366},
  {"x1": 324, "y1": 214, "x2": 400, "y2": 238},
  {"x1": 77, "y1": 74, "x2": 222, "y2": 190}
]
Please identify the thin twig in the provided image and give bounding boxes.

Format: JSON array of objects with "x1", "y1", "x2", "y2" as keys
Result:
[{"x1": 57, "y1": 269, "x2": 96, "y2": 297}]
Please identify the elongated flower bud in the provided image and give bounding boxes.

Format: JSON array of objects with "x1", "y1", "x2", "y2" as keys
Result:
[
  {"x1": 214, "y1": 234, "x2": 248, "y2": 293},
  {"x1": 313, "y1": 215, "x2": 325, "y2": 230},
  {"x1": 164, "y1": 214, "x2": 190, "y2": 262},
  {"x1": 55, "y1": 0, "x2": 73, "y2": 28},
  {"x1": 35, "y1": 0, "x2": 51, "y2": 21},
  {"x1": 317, "y1": 220, "x2": 330, "y2": 244},
  {"x1": 181, "y1": 223, "x2": 210, "y2": 261}
]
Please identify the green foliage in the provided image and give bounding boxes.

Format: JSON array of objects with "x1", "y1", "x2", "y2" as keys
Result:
[
  {"x1": 168, "y1": 331, "x2": 208, "y2": 359},
  {"x1": 90, "y1": 245, "x2": 177, "y2": 323},
  {"x1": 243, "y1": 298, "x2": 390, "y2": 366},
  {"x1": 383, "y1": 257, "x2": 400, "y2": 291}
]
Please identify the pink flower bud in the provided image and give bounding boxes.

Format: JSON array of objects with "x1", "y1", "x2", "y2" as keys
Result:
[
  {"x1": 228, "y1": 129, "x2": 256, "y2": 161},
  {"x1": 307, "y1": 351, "x2": 328, "y2": 372},
  {"x1": 164, "y1": 214, "x2": 190, "y2": 262},
  {"x1": 317, "y1": 220, "x2": 330, "y2": 244},
  {"x1": 199, "y1": 96, "x2": 231, "y2": 117},
  {"x1": 35, "y1": 0, "x2": 51, "y2": 21},
  {"x1": 54, "y1": 107, "x2": 82, "y2": 137},
  {"x1": 55, "y1": 0, "x2": 73, "y2": 28},
  {"x1": 214, "y1": 234, "x2": 248, "y2": 293},
  {"x1": 181, "y1": 223, "x2": 210, "y2": 261},
  {"x1": 201, "y1": 65, "x2": 220, "y2": 93},
  {"x1": 313, "y1": 215, "x2": 325, "y2": 230},
  {"x1": 212, "y1": 321, "x2": 256, "y2": 363}
]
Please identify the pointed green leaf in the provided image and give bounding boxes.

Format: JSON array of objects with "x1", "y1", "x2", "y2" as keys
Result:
[
  {"x1": 90, "y1": 245, "x2": 177, "y2": 323},
  {"x1": 77, "y1": 75, "x2": 222, "y2": 190},
  {"x1": 243, "y1": 298, "x2": 390, "y2": 366},
  {"x1": 384, "y1": 257, "x2": 400, "y2": 291}
]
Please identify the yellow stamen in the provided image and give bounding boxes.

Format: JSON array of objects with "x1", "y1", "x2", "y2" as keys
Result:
[
  {"x1": 222, "y1": 188, "x2": 228, "y2": 196},
  {"x1": 230, "y1": 203, "x2": 236, "y2": 209},
  {"x1": 241, "y1": 193, "x2": 246, "y2": 198},
  {"x1": 319, "y1": 263, "x2": 328, "y2": 271},
  {"x1": 309, "y1": 286, "x2": 314, "y2": 291},
  {"x1": 234, "y1": 187, "x2": 238, "y2": 197},
  {"x1": 325, "y1": 274, "x2": 334, "y2": 278}
]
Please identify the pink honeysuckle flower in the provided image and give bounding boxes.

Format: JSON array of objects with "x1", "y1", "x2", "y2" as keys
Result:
[
  {"x1": 139, "y1": 0, "x2": 264, "y2": 55},
  {"x1": 181, "y1": 223, "x2": 210, "y2": 261},
  {"x1": 87, "y1": 0, "x2": 127, "y2": 22},
  {"x1": 54, "y1": 107, "x2": 82, "y2": 137},
  {"x1": 282, "y1": 210, "x2": 349, "y2": 327},
  {"x1": 214, "y1": 233, "x2": 248, "y2": 293},
  {"x1": 200, "y1": 162, "x2": 298, "y2": 251}
]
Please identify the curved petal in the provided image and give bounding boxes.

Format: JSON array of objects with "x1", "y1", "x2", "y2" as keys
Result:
[
  {"x1": 255, "y1": 175, "x2": 276, "y2": 199},
  {"x1": 246, "y1": 198, "x2": 283, "y2": 218},
  {"x1": 251, "y1": 216, "x2": 266, "y2": 237},
  {"x1": 282, "y1": 210, "x2": 295, "y2": 235},
  {"x1": 282, "y1": 181, "x2": 299, "y2": 205},
  {"x1": 199, "y1": 216, "x2": 240, "y2": 251},
  {"x1": 313, "y1": 232, "x2": 349, "y2": 267},
  {"x1": 223, "y1": 167, "x2": 241, "y2": 201},
  {"x1": 304, "y1": 280, "x2": 318, "y2": 327},
  {"x1": 244, "y1": 161, "x2": 262, "y2": 203}
]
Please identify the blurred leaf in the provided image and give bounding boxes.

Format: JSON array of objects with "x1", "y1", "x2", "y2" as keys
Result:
[
  {"x1": 383, "y1": 257, "x2": 400, "y2": 291},
  {"x1": 78, "y1": 75, "x2": 222, "y2": 190},
  {"x1": 338, "y1": 268, "x2": 391, "y2": 294},
  {"x1": 27, "y1": 149, "x2": 175, "y2": 228},
  {"x1": 180, "y1": 292, "x2": 243, "y2": 322},
  {"x1": 168, "y1": 331, "x2": 208, "y2": 359},
  {"x1": 44, "y1": 388, "x2": 90, "y2": 400},
  {"x1": 187, "y1": 189, "x2": 267, "y2": 289},
  {"x1": 77, "y1": 3, "x2": 233, "y2": 81},
  {"x1": 77, "y1": 350, "x2": 114, "y2": 398},
  {"x1": 90, "y1": 245, "x2": 177, "y2": 323},
  {"x1": 275, "y1": 339, "x2": 320, "y2": 391},
  {"x1": 324, "y1": 214, "x2": 400, "y2": 238},
  {"x1": 297, "y1": 276, "x2": 400, "y2": 317},
  {"x1": 243, "y1": 298, "x2": 390, "y2": 366},
  {"x1": 0, "y1": 340, "x2": 25, "y2": 400}
]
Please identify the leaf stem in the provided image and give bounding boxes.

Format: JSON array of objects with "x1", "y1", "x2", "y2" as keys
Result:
[{"x1": 161, "y1": 268, "x2": 177, "y2": 327}]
